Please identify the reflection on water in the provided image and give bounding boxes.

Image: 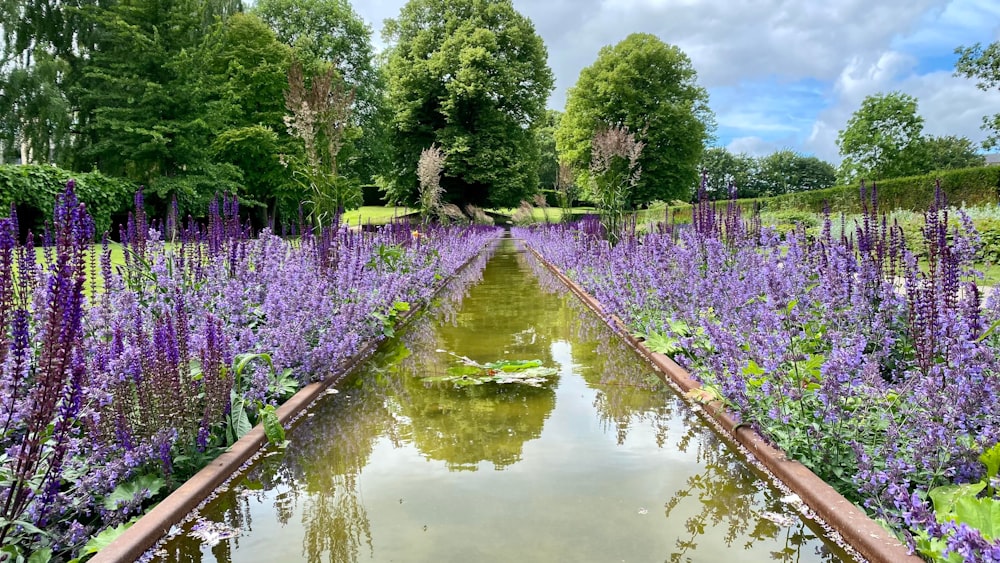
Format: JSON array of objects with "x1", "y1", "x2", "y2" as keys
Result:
[{"x1": 152, "y1": 239, "x2": 850, "y2": 563}]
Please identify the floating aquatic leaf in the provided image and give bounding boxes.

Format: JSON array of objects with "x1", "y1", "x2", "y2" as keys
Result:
[{"x1": 424, "y1": 353, "x2": 557, "y2": 388}]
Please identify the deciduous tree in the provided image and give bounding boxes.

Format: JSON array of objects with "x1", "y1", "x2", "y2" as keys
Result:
[
  {"x1": 382, "y1": 0, "x2": 554, "y2": 208},
  {"x1": 253, "y1": 0, "x2": 389, "y2": 184},
  {"x1": 836, "y1": 92, "x2": 924, "y2": 183},
  {"x1": 557, "y1": 33, "x2": 714, "y2": 206},
  {"x1": 914, "y1": 134, "x2": 986, "y2": 172},
  {"x1": 955, "y1": 41, "x2": 1000, "y2": 150},
  {"x1": 699, "y1": 147, "x2": 759, "y2": 199}
]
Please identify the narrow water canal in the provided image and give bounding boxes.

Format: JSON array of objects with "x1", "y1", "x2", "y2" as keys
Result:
[{"x1": 154, "y1": 239, "x2": 849, "y2": 563}]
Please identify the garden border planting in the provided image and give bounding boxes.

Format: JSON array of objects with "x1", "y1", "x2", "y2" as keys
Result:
[
  {"x1": 91, "y1": 238, "x2": 501, "y2": 563},
  {"x1": 523, "y1": 243, "x2": 922, "y2": 563}
]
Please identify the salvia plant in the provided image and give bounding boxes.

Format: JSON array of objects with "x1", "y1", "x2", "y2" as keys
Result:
[
  {"x1": 515, "y1": 180, "x2": 1000, "y2": 561},
  {"x1": 0, "y1": 183, "x2": 502, "y2": 561}
]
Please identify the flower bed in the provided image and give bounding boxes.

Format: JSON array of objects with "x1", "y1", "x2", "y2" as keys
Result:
[
  {"x1": 0, "y1": 185, "x2": 502, "y2": 561},
  {"x1": 514, "y1": 188, "x2": 1000, "y2": 562}
]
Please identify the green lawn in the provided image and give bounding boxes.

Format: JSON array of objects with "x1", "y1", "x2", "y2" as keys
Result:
[{"x1": 340, "y1": 206, "x2": 417, "y2": 226}]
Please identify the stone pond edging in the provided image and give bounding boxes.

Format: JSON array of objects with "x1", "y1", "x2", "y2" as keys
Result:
[
  {"x1": 522, "y1": 242, "x2": 922, "y2": 563},
  {"x1": 92, "y1": 238, "x2": 500, "y2": 563}
]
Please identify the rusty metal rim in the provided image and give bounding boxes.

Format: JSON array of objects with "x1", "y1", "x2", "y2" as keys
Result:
[
  {"x1": 91, "y1": 238, "x2": 501, "y2": 563},
  {"x1": 522, "y1": 242, "x2": 920, "y2": 563}
]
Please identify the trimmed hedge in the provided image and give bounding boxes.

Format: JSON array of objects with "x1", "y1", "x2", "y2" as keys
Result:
[
  {"x1": 0, "y1": 164, "x2": 136, "y2": 238},
  {"x1": 758, "y1": 166, "x2": 1000, "y2": 213}
]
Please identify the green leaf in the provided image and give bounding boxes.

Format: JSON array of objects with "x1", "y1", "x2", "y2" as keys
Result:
[
  {"x1": 743, "y1": 360, "x2": 765, "y2": 376},
  {"x1": 953, "y1": 497, "x2": 1000, "y2": 541},
  {"x1": 928, "y1": 482, "x2": 987, "y2": 520},
  {"x1": 28, "y1": 547, "x2": 51, "y2": 563},
  {"x1": 261, "y1": 406, "x2": 286, "y2": 447},
  {"x1": 72, "y1": 520, "x2": 136, "y2": 560},
  {"x1": 227, "y1": 396, "x2": 253, "y2": 444},
  {"x1": 642, "y1": 331, "x2": 682, "y2": 356},
  {"x1": 980, "y1": 442, "x2": 1000, "y2": 481},
  {"x1": 393, "y1": 300, "x2": 411, "y2": 312},
  {"x1": 446, "y1": 365, "x2": 483, "y2": 377},
  {"x1": 103, "y1": 474, "x2": 165, "y2": 510}
]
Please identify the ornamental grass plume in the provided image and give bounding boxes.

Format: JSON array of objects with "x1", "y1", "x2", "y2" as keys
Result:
[
  {"x1": 417, "y1": 144, "x2": 446, "y2": 224},
  {"x1": 590, "y1": 123, "x2": 644, "y2": 242}
]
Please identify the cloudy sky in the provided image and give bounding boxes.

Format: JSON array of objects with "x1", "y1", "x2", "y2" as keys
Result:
[{"x1": 351, "y1": 0, "x2": 1000, "y2": 164}]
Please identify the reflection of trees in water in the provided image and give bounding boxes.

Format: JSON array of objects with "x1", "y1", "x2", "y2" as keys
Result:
[
  {"x1": 664, "y1": 411, "x2": 841, "y2": 563},
  {"x1": 437, "y1": 245, "x2": 569, "y2": 360},
  {"x1": 400, "y1": 377, "x2": 555, "y2": 470},
  {"x1": 384, "y1": 242, "x2": 560, "y2": 470}
]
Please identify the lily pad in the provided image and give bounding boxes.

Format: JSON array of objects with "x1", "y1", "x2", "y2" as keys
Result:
[{"x1": 424, "y1": 352, "x2": 558, "y2": 388}]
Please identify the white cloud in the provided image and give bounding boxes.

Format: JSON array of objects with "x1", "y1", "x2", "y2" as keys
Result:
[{"x1": 726, "y1": 136, "x2": 786, "y2": 157}]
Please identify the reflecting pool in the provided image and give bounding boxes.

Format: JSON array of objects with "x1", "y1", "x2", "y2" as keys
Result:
[{"x1": 153, "y1": 239, "x2": 851, "y2": 563}]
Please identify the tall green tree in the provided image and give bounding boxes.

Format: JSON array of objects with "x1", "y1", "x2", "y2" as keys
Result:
[
  {"x1": 69, "y1": 0, "x2": 244, "y2": 212},
  {"x1": 955, "y1": 41, "x2": 1000, "y2": 150},
  {"x1": 914, "y1": 134, "x2": 986, "y2": 172},
  {"x1": 253, "y1": 0, "x2": 389, "y2": 184},
  {"x1": 535, "y1": 109, "x2": 562, "y2": 192},
  {"x1": 192, "y1": 12, "x2": 300, "y2": 224},
  {"x1": 557, "y1": 33, "x2": 714, "y2": 206},
  {"x1": 0, "y1": 0, "x2": 101, "y2": 164},
  {"x1": 699, "y1": 147, "x2": 759, "y2": 199},
  {"x1": 758, "y1": 150, "x2": 836, "y2": 195},
  {"x1": 836, "y1": 91, "x2": 924, "y2": 183},
  {"x1": 382, "y1": 0, "x2": 554, "y2": 208}
]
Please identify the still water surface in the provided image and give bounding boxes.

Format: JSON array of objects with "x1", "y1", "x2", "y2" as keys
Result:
[{"x1": 155, "y1": 239, "x2": 848, "y2": 563}]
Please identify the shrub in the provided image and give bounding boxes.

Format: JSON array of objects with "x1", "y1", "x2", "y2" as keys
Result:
[
  {"x1": 0, "y1": 165, "x2": 135, "y2": 238},
  {"x1": 759, "y1": 166, "x2": 1000, "y2": 214}
]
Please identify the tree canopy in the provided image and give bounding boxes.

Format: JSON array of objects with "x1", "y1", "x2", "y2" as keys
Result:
[
  {"x1": 253, "y1": 0, "x2": 389, "y2": 185},
  {"x1": 381, "y1": 0, "x2": 554, "y2": 208},
  {"x1": 836, "y1": 91, "x2": 924, "y2": 183},
  {"x1": 955, "y1": 41, "x2": 1000, "y2": 150},
  {"x1": 700, "y1": 147, "x2": 835, "y2": 200},
  {"x1": 557, "y1": 33, "x2": 714, "y2": 207}
]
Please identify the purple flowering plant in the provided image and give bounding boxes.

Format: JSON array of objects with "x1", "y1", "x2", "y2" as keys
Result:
[
  {"x1": 516, "y1": 179, "x2": 1000, "y2": 561},
  {"x1": 0, "y1": 184, "x2": 501, "y2": 561}
]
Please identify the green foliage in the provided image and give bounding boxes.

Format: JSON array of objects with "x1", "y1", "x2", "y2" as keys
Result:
[
  {"x1": 253, "y1": 0, "x2": 391, "y2": 186},
  {"x1": 917, "y1": 444, "x2": 1000, "y2": 561},
  {"x1": 102, "y1": 474, "x2": 165, "y2": 511},
  {"x1": 955, "y1": 41, "x2": 1000, "y2": 150},
  {"x1": 260, "y1": 404, "x2": 288, "y2": 447},
  {"x1": 70, "y1": 0, "x2": 243, "y2": 210},
  {"x1": 700, "y1": 147, "x2": 759, "y2": 198},
  {"x1": 371, "y1": 300, "x2": 411, "y2": 338},
  {"x1": 557, "y1": 33, "x2": 714, "y2": 206},
  {"x1": 382, "y1": 0, "x2": 554, "y2": 208},
  {"x1": 836, "y1": 91, "x2": 925, "y2": 183},
  {"x1": 66, "y1": 520, "x2": 137, "y2": 563},
  {"x1": 916, "y1": 135, "x2": 986, "y2": 172},
  {"x1": 700, "y1": 148, "x2": 836, "y2": 200},
  {"x1": 195, "y1": 12, "x2": 300, "y2": 224},
  {"x1": 758, "y1": 166, "x2": 1000, "y2": 215},
  {"x1": 0, "y1": 50, "x2": 73, "y2": 166},
  {"x1": 758, "y1": 150, "x2": 837, "y2": 196},
  {"x1": 536, "y1": 110, "x2": 562, "y2": 191},
  {"x1": 0, "y1": 164, "x2": 135, "y2": 237}
]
